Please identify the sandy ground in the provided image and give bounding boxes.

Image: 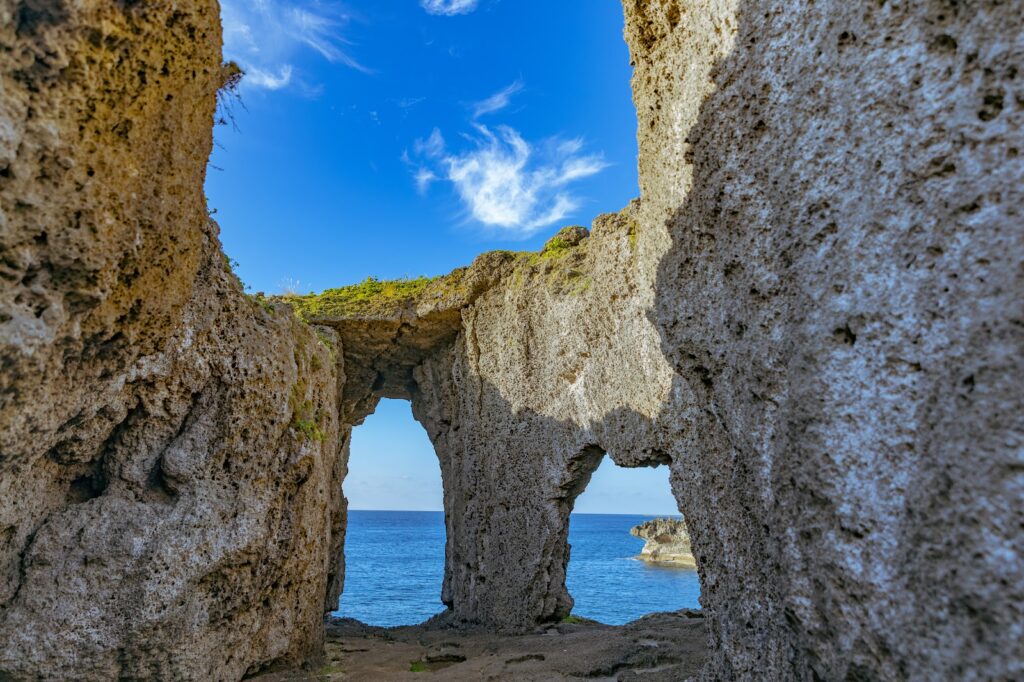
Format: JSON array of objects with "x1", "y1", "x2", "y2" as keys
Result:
[{"x1": 251, "y1": 610, "x2": 708, "y2": 681}]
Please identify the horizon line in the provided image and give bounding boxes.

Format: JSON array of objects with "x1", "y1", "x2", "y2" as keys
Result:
[{"x1": 348, "y1": 508, "x2": 683, "y2": 517}]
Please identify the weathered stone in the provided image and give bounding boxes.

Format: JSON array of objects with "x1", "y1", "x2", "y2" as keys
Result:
[
  {"x1": 625, "y1": 0, "x2": 1024, "y2": 678},
  {"x1": 1, "y1": 0, "x2": 1021, "y2": 680},
  {"x1": 305, "y1": 205, "x2": 679, "y2": 632},
  {"x1": 631, "y1": 518, "x2": 696, "y2": 567},
  {"x1": 304, "y1": 2, "x2": 1024, "y2": 679},
  {"x1": 0, "y1": 3, "x2": 342, "y2": 679}
]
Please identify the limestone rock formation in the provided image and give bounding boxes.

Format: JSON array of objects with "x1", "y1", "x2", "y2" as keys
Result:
[
  {"x1": 299, "y1": 2, "x2": 1024, "y2": 679},
  {"x1": 630, "y1": 518, "x2": 696, "y2": 567},
  {"x1": 299, "y1": 209, "x2": 679, "y2": 631},
  {"x1": 0, "y1": 4, "x2": 342, "y2": 679},
  {"x1": 1, "y1": 0, "x2": 1021, "y2": 680},
  {"x1": 623, "y1": 0, "x2": 1024, "y2": 679}
]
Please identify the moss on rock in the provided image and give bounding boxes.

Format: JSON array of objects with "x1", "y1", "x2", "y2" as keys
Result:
[{"x1": 543, "y1": 226, "x2": 589, "y2": 254}]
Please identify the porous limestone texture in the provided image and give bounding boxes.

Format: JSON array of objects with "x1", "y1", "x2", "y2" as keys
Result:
[
  {"x1": 1, "y1": 0, "x2": 1021, "y2": 680},
  {"x1": 0, "y1": 3, "x2": 342, "y2": 680},
  {"x1": 303, "y1": 210, "x2": 682, "y2": 632},
  {"x1": 631, "y1": 518, "x2": 696, "y2": 567},
  {"x1": 624, "y1": 0, "x2": 1024, "y2": 679},
  {"x1": 306, "y1": 2, "x2": 1024, "y2": 679}
]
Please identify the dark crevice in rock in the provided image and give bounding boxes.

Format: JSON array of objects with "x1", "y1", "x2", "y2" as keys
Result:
[
  {"x1": 5, "y1": 523, "x2": 43, "y2": 609},
  {"x1": 560, "y1": 445, "x2": 606, "y2": 501},
  {"x1": 145, "y1": 460, "x2": 176, "y2": 504},
  {"x1": 67, "y1": 469, "x2": 108, "y2": 504},
  {"x1": 15, "y1": 0, "x2": 70, "y2": 38}
]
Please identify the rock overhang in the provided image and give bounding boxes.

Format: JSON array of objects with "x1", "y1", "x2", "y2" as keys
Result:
[{"x1": 277, "y1": 226, "x2": 607, "y2": 420}]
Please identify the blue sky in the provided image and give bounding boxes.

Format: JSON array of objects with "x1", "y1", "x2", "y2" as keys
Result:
[{"x1": 207, "y1": 0, "x2": 678, "y2": 515}]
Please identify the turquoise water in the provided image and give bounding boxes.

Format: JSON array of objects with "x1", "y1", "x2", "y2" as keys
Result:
[{"x1": 335, "y1": 510, "x2": 701, "y2": 626}]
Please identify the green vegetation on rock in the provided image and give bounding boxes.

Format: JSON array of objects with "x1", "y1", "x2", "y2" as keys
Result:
[
  {"x1": 247, "y1": 292, "x2": 277, "y2": 315},
  {"x1": 280, "y1": 223, "x2": 597, "y2": 323},
  {"x1": 541, "y1": 226, "x2": 586, "y2": 256},
  {"x1": 284, "y1": 276, "x2": 439, "y2": 320},
  {"x1": 221, "y1": 252, "x2": 245, "y2": 291},
  {"x1": 289, "y1": 380, "x2": 325, "y2": 443},
  {"x1": 627, "y1": 218, "x2": 639, "y2": 252},
  {"x1": 522, "y1": 225, "x2": 589, "y2": 265},
  {"x1": 281, "y1": 271, "x2": 488, "y2": 321},
  {"x1": 313, "y1": 328, "x2": 337, "y2": 358},
  {"x1": 317, "y1": 663, "x2": 345, "y2": 675}
]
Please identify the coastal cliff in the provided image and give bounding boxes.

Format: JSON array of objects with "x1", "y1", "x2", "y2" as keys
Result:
[
  {"x1": 0, "y1": 0, "x2": 1020, "y2": 680},
  {"x1": 0, "y1": 5, "x2": 341, "y2": 679},
  {"x1": 623, "y1": 1, "x2": 1023, "y2": 677},
  {"x1": 290, "y1": 208, "x2": 673, "y2": 631},
  {"x1": 631, "y1": 519, "x2": 696, "y2": 568}
]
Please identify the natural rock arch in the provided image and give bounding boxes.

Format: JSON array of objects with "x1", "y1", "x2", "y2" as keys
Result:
[
  {"x1": 292, "y1": 208, "x2": 683, "y2": 630},
  {"x1": 330, "y1": 396, "x2": 448, "y2": 625}
]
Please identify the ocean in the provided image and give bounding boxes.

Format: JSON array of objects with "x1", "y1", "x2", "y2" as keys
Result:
[{"x1": 335, "y1": 510, "x2": 701, "y2": 627}]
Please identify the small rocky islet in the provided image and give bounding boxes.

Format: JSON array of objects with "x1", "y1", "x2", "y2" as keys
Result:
[{"x1": 630, "y1": 518, "x2": 697, "y2": 569}]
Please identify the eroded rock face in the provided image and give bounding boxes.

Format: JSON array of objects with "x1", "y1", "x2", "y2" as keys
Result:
[
  {"x1": 625, "y1": 0, "x2": 1024, "y2": 679},
  {"x1": 631, "y1": 518, "x2": 696, "y2": 568},
  {"x1": 307, "y1": 209, "x2": 681, "y2": 632},
  {"x1": 310, "y1": 2, "x2": 1023, "y2": 679},
  {"x1": 0, "y1": 3, "x2": 342, "y2": 679},
  {"x1": 1, "y1": 0, "x2": 1020, "y2": 680}
]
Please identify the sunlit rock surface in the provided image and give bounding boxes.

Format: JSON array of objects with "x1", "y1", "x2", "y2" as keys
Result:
[
  {"x1": 0, "y1": 4, "x2": 341, "y2": 679},
  {"x1": 631, "y1": 518, "x2": 696, "y2": 567},
  {"x1": 311, "y1": 0, "x2": 1024, "y2": 678},
  {"x1": 302, "y1": 209, "x2": 679, "y2": 631},
  {"x1": 0, "y1": 0, "x2": 1021, "y2": 680},
  {"x1": 624, "y1": 0, "x2": 1024, "y2": 678}
]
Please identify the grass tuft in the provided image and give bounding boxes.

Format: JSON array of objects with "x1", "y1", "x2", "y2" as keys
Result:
[
  {"x1": 540, "y1": 225, "x2": 588, "y2": 258},
  {"x1": 318, "y1": 663, "x2": 345, "y2": 675},
  {"x1": 289, "y1": 381, "x2": 325, "y2": 443},
  {"x1": 280, "y1": 222, "x2": 599, "y2": 322}
]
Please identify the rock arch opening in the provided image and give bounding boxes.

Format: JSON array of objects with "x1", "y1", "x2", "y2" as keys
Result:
[
  {"x1": 335, "y1": 398, "x2": 447, "y2": 627},
  {"x1": 563, "y1": 452, "x2": 701, "y2": 624}
]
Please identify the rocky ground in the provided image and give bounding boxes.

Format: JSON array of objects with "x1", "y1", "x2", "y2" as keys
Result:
[{"x1": 252, "y1": 610, "x2": 707, "y2": 681}]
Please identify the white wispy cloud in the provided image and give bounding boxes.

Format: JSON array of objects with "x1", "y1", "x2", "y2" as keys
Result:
[
  {"x1": 396, "y1": 96, "x2": 427, "y2": 109},
  {"x1": 414, "y1": 168, "x2": 438, "y2": 194},
  {"x1": 420, "y1": 0, "x2": 479, "y2": 16},
  {"x1": 220, "y1": 0, "x2": 368, "y2": 92},
  {"x1": 415, "y1": 128, "x2": 446, "y2": 158},
  {"x1": 472, "y1": 79, "x2": 523, "y2": 118},
  {"x1": 244, "y1": 65, "x2": 293, "y2": 90},
  {"x1": 413, "y1": 124, "x2": 607, "y2": 236}
]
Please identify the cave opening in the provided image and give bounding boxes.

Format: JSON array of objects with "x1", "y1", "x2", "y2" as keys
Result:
[
  {"x1": 333, "y1": 398, "x2": 447, "y2": 627},
  {"x1": 565, "y1": 454, "x2": 701, "y2": 624}
]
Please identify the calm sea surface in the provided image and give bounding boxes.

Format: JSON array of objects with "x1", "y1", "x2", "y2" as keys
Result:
[{"x1": 335, "y1": 510, "x2": 701, "y2": 626}]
